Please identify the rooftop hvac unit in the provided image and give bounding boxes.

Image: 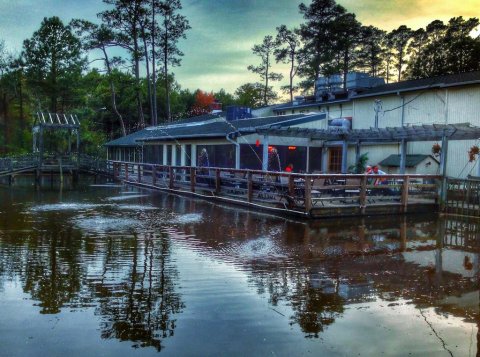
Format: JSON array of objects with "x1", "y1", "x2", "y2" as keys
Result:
[
  {"x1": 346, "y1": 72, "x2": 385, "y2": 90},
  {"x1": 226, "y1": 106, "x2": 252, "y2": 121}
]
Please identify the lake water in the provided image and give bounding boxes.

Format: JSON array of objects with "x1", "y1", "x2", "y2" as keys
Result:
[{"x1": 0, "y1": 177, "x2": 479, "y2": 356}]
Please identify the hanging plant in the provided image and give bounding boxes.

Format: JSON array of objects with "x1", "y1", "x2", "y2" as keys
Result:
[
  {"x1": 431, "y1": 143, "x2": 441, "y2": 157},
  {"x1": 468, "y1": 145, "x2": 480, "y2": 162}
]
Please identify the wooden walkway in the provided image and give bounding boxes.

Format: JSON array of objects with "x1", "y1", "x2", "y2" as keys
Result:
[
  {"x1": 111, "y1": 161, "x2": 441, "y2": 219},
  {"x1": 0, "y1": 154, "x2": 111, "y2": 181}
]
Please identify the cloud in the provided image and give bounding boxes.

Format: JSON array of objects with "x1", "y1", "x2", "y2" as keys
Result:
[
  {"x1": 338, "y1": 0, "x2": 480, "y2": 30},
  {"x1": 0, "y1": 0, "x2": 478, "y2": 94}
]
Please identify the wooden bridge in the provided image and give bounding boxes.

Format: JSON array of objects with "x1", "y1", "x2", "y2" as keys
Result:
[{"x1": 0, "y1": 154, "x2": 111, "y2": 183}]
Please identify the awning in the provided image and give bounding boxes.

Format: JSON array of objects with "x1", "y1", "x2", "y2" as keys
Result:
[{"x1": 256, "y1": 123, "x2": 480, "y2": 143}]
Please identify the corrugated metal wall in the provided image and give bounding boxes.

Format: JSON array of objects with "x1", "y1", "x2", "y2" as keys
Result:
[{"x1": 353, "y1": 85, "x2": 480, "y2": 177}]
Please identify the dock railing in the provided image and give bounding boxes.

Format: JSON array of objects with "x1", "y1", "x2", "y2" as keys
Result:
[
  {"x1": 109, "y1": 160, "x2": 442, "y2": 218},
  {"x1": 445, "y1": 176, "x2": 480, "y2": 217}
]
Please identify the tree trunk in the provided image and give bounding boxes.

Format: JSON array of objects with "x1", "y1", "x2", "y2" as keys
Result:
[
  {"x1": 2, "y1": 93, "x2": 8, "y2": 153},
  {"x1": 264, "y1": 53, "x2": 269, "y2": 106},
  {"x1": 133, "y1": 29, "x2": 145, "y2": 128},
  {"x1": 164, "y1": 15, "x2": 171, "y2": 122},
  {"x1": 141, "y1": 27, "x2": 154, "y2": 126},
  {"x1": 151, "y1": 0, "x2": 158, "y2": 126},
  {"x1": 102, "y1": 47, "x2": 126, "y2": 137},
  {"x1": 289, "y1": 52, "x2": 294, "y2": 102}
]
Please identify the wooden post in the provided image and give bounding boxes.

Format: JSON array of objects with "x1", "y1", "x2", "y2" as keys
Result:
[
  {"x1": 304, "y1": 175, "x2": 312, "y2": 214},
  {"x1": 125, "y1": 163, "x2": 129, "y2": 181},
  {"x1": 399, "y1": 139, "x2": 407, "y2": 174},
  {"x1": 190, "y1": 167, "x2": 196, "y2": 192},
  {"x1": 439, "y1": 134, "x2": 449, "y2": 207},
  {"x1": 288, "y1": 175, "x2": 294, "y2": 197},
  {"x1": 401, "y1": 176, "x2": 409, "y2": 213},
  {"x1": 247, "y1": 171, "x2": 253, "y2": 202},
  {"x1": 152, "y1": 166, "x2": 157, "y2": 186},
  {"x1": 215, "y1": 169, "x2": 221, "y2": 195},
  {"x1": 360, "y1": 175, "x2": 367, "y2": 215},
  {"x1": 169, "y1": 166, "x2": 174, "y2": 189}
]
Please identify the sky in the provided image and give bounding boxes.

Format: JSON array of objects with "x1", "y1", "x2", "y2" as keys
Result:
[{"x1": 0, "y1": 0, "x2": 479, "y2": 95}]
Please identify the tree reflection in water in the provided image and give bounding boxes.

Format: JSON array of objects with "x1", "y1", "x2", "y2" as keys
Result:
[
  {"x1": 0, "y1": 212, "x2": 183, "y2": 351},
  {"x1": 92, "y1": 231, "x2": 184, "y2": 351}
]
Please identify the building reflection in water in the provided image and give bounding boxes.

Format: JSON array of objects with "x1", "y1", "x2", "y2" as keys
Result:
[{"x1": 174, "y1": 199, "x2": 479, "y2": 341}]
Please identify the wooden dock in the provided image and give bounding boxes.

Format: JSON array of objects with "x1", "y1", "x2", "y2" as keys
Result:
[{"x1": 110, "y1": 161, "x2": 442, "y2": 219}]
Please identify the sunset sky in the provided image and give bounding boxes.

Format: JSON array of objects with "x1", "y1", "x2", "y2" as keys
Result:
[{"x1": 0, "y1": 0, "x2": 478, "y2": 94}]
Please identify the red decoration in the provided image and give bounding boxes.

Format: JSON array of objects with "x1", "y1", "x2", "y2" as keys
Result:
[{"x1": 255, "y1": 139, "x2": 260, "y2": 147}]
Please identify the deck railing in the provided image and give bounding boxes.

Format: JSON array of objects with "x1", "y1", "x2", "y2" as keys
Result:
[
  {"x1": 446, "y1": 176, "x2": 480, "y2": 217},
  {"x1": 109, "y1": 160, "x2": 442, "y2": 217}
]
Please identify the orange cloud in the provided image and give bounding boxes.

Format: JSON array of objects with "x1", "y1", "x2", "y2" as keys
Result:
[{"x1": 338, "y1": 0, "x2": 480, "y2": 30}]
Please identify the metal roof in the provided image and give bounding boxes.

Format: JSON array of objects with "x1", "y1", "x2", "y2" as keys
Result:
[
  {"x1": 273, "y1": 71, "x2": 480, "y2": 110},
  {"x1": 379, "y1": 154, "x2": 438, "y2": 167},
  {"x1": 353, "y1": 71, "x2": 480, "y2": 99},
  {"x1": 256, "y1": 123, "x2": 480, "y2": 143},
  {"x1": 104, "y1": 113, "x2": 327, "y2": 147}
]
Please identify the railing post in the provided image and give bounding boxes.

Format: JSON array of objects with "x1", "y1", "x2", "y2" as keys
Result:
[
  {"x1": 247, "y1": 171, "x2": 253, "y2": 202},
  {"x1": 152, "y1": 166, "x2": 157, "y2": 186},
  {"x1": 360, "y1": 175, "x2": 367, "y2": 214},
  {"x1": 215, "y1": 169, "x2": 221, "y2": 195},
  {"x1": 125, "y1": 163, "x2": 128, "y2": 181},
  {"x1": 304, "y1": 174, "x2": 312, "y2": 214},
  {"x1": 288, "y1": 175, "x2": 295, "y2": 197},
  {"x1": 401, "y1": 176, "x2": 409, "y2": 213},
  {"x1": 137, "y1": 164, "x2": 141, "y2": 183},
  {"x1": 169, "y1": 166, "x2": 174, "y2": 189},
  {"x1": 190, "y1": 167, "x2": 196, "y2": 192}
]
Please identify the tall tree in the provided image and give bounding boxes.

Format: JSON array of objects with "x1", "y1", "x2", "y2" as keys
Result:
[
  {"x1": 298, "y1": 0, "x2": 346, "y2": 92},
  {"x1": 444, "y1": 17, "x2": 480, "y2": 73},
  {"x1": 406, "y1": 17, "x2": 480, "y2": 79},
  {"x1": 386, "y1": 25, "x2": 413, "y2": 81},
  {"x1": 71, "y1": 19, "x2": 127, "y2": 136},
  {"x1": 154, "y1": 0, "x2": 191, "y2": 122},
  {"x1": 356, "y1": 25, "x2": 386, "y2": 77},
  {"x1": 248, "y1": 35, "x2": 283, "y2": 106},
  {"x1": 274, "y1": 25, "x2": 303, "y2": 102},
  {"x1": 22, "y1": 16, "x2": 83, "y2": 112},
  {"x1": 100, "y1": 0, "x2": 147, "y2": 128},
  {"x1": 330, "y1": 12, "x2": 361, "y2": 88}
]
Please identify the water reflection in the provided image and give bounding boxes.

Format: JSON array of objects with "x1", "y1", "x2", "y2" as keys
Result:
[
  {"x1": 170, "y1": 201, "x2": 479, "y2": 343},
  {"x1": 91, "y1": 232, "x2": 183, "y2": 351},
  {"x1": 0, "y1": 180, "x2": 479, "y2": 355}
]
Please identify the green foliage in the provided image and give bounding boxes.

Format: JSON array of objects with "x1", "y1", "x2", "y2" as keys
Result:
[
  {"x1": 406, "y1": 17, "x2": 480, "y2": 79},
  {"x1": 234, "y1": 83, "x2": 269, "y2": 108},
  {"x1": 247, "y1": 35, "x2": 282, "y2": 106},
  {"x1": 348, "y1": 153, "x2": 369, "y2": 174},
  {"x1": 22, "y1": 16, "x2": 85, "y2": 112}
]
